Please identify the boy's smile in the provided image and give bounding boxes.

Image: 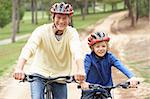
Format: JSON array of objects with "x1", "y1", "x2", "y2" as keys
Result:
[{"x1": 93, "y1": 41, "x2": 107, "y2": 57}]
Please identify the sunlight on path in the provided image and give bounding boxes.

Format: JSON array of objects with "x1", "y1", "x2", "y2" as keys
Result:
[{"x1": 0, "y1": 78, "x2": 31, "y2": 99}]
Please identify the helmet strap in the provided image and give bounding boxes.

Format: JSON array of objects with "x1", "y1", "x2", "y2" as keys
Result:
[{"x1": 52, "y1": 24, "x2": 64, "y2": 35}]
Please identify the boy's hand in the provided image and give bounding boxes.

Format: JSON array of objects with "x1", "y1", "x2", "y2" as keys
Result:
[
  {"x1": 80, "y1": 81, "x2": 89, "y2": 90},
  {"x1": 127, "y1": 77, "x2": 140, "y2": 88}
]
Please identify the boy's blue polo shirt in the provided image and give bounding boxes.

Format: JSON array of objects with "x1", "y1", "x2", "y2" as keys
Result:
[{"x1": 84, "y1": 51, "x2": 134, "y2": 86}]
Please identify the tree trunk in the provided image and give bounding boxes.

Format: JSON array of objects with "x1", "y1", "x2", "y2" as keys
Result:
[
  {"x1": 41, "y1": 0, "x2": 44, "y2": 19},
  {"x1": 93, "y1": 0, "x2": 96, "y2": 14},
  {"x1": 16, "y1": 0, "x2": 20, "y2": 33},
  {"x1": 136, "y1": 0, "x2": 139, "y2": 21},
  {"x1": 81, "y1": 1, "x2": 85, "y2": 20},
  {"x1": 103, "y1": 4, "x2": 106, "y2": 12},
  {"x1": 12, "y1": 0, "x2": 18, "y2": 43},
  {"x1": 124, "y1": 1, "x2": 126, "y2": 9},
  {"x1": 124, "y1": 0, "x2": 135, "y2": 27},
  {"x1": 84, "y1": 0, "x2": 88, "y2": 15},
  {"x1": 77, "y1": 1, "x2": 85, "y2": 20},
  {"x1": 35, "y1": 0, "x2": 38, "y2": 24},
  {"x1": 149, "y1": 0, "x2": 150, "y2": 24},
  {"x1": 31, "y1": 0, "x2": 34, "y2": 24}
]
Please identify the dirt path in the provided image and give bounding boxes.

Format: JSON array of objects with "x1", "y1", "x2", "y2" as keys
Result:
[
  {"x1": 0, "y1": 34, "x2": 30, "y2": 45},
  {"x1": 116, "y1": 18, "x2": 150, "y2": 99},
  {"x1": 0, "y1": 11, "x2": 149, "y2": 99}
]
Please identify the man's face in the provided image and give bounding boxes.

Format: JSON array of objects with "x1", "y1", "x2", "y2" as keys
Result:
[{"x1": 54, "y1": 13, "x2": 70, "y2": 31}]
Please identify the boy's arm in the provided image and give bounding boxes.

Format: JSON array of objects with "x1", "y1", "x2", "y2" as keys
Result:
[
  {"x1": 110, "y1": 53, "x2": 139, "y2": 87},
  {"x1": 110, "y1": 53, "x2": 134, "y2": 78}
]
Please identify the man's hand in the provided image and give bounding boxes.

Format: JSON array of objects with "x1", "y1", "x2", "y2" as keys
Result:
[
  {"x1": 13, "y1": 68, "x2": 25, "y2": 80},
  {"x1": 13, "y1": 58, "x2": 26, "y2": 80},
  {"x1": 74, "y1": 73, "x2": 85, "y2": 83}
]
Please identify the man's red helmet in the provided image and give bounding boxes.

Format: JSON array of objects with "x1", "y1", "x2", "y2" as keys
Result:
[{"x1": 50, "y1": 2, "x2": 74, "y2": 16}]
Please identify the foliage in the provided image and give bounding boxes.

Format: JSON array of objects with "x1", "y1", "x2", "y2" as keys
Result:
[
  {"x1": 19, "y1": 1, "x2": 26, "y2": 20},
  {"x1": 102, "y1": 0, "x2": 123, "y2": 4},
  {"x1": 137, "y1": 0, "x2": 149, "y2": 17},
  {"x1": 0, "y1": 0, "x2": 25, "y2": 28},
  {"x1": 0, "y1": 0, "x2": 12, "y2": 28}
]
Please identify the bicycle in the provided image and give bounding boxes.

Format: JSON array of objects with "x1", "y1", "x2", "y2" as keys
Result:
[
  {"x1": 78, "y1": 81, "x2": 140, "y2": 99},
  {"x1": 20, "y1": 74, "x2": 76, "y2": 99}
]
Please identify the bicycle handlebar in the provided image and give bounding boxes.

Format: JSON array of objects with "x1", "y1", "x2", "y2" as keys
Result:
[
  {"x1": 20, "y1": 74, "x2": 76, "y2": 83},
  {"x1": 78, "y1": 81, "x2": 140, "y2": 90}
]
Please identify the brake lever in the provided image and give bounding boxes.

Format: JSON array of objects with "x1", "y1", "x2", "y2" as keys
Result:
[
  {"x1": 65, "y1": 76, "x2": 76, "y2": 83},
  {"x1": 19, "y1": 74, "x2": 34, "y2": 83}
]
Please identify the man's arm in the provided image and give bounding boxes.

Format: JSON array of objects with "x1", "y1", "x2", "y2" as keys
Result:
[
  {"x1": 74, "y1": 59, "x2": 86, "y2": 82},
  {"x1": 13, "y1": 58, "x2": 27, "y2": 80}
]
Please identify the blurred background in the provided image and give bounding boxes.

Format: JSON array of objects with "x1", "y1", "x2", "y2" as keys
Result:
[{"x1": 0, "y1": 0, "x2": 150, "y2": 99}]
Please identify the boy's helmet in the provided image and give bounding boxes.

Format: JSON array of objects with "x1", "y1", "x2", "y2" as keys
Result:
[
  {"x1": 50, "y1": 2, "x2": 74, "y2": 16},
  {"x1": 88, "y1": 32, "x2": 110, "y2": 47}
]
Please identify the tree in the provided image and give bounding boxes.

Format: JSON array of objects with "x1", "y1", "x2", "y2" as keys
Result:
[
  {"x1": 31, "y1": 0, "x2": 38, "y2": 24},
  {"x1": 124, "y1": 0, "x2": 150, "y2": 26},
  {"x1": 92, "y1": 0, "x2": 96, "y2": 14},
  {"x1": 148, "y1": 0, "x2": 150, "y2": 24},
  {"x1": 12, "y1": 0, "x2": 18, "y2": 42},
  {"x1": 31, "y1": 0, "x2": 35, "y2": 24},
  {"x1": 103, "y1": 0, "x2": 123, "y2": 11},
  {"x1": 0, "y1": 0, "x2": 12, "y2": 28},
  {"x1": 124, "y1": 0, "x2": 135, "y2": 27}
]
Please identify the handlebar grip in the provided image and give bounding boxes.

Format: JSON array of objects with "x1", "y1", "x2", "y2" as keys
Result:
[
  {"x1": 77, "y1": 85, "x2": 81, "y2": 89},
  {"x1": 20, "y1": 74, "x2": 34, "y2": 82},
  {"x1": 77, "y1": 84, "x2": 93, "y2": 89},
  {"x1": 127, "y1": 81, "x2": 140, "y2": 85},
  {"x1": 65, "y1": 76, "x2": 76, "y2": 83},
  {"x1": 20, "y1": 74, "x2": 28, "y2": 82},
  {"x1": 124, "y1": 81, "x2": 140, "y2": 88}
]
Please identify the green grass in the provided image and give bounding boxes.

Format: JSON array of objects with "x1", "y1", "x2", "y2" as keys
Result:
[
  {"x1": 0, "y1": 39, "x2": 27, "y2": 76},
  {"x1": 126, "y1": 60, "x2": 150, "y2": 83},
  {"x1": 73, "y1": 13, "x2": 110, "y2": 30}
]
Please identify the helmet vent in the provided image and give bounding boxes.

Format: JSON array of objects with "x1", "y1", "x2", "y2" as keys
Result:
[{"x1": 91, "y1": 35, "x2": 96, "y2": 39}]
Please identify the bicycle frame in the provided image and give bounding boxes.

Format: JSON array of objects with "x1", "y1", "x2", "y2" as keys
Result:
[{"x1": 21, "y1": 74, "x2": 75, "y2": 99}]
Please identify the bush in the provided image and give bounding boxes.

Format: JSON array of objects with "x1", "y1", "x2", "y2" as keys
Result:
[{"x1": 0, "y1": 1, "x2": 12, "y2": 28}]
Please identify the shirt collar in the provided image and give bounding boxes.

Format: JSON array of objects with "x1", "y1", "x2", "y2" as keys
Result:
[{"x1": 91, "y1": 51, "x2": 107, "y2": 63}]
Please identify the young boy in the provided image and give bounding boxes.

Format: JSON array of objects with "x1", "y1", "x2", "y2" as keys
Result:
[
  {"x1": 80, "y1": 31, "x2": 139, "y2": 99},
  {"x1": 13, "y1": 2, "x2": 85, "y2": 99}
]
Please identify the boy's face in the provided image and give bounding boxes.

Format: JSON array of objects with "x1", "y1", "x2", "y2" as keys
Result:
[
  {"x1": 54, "y1": 13, "x2": 70, "y2": 31},
  {"x1": 93, "y1": 41, "x2": 107, "y2": 57}
]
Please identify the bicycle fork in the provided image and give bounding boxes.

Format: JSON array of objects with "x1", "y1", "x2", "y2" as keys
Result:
[{"x1": 44, "y1": 84, "x2": 52, "y2": 99}]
